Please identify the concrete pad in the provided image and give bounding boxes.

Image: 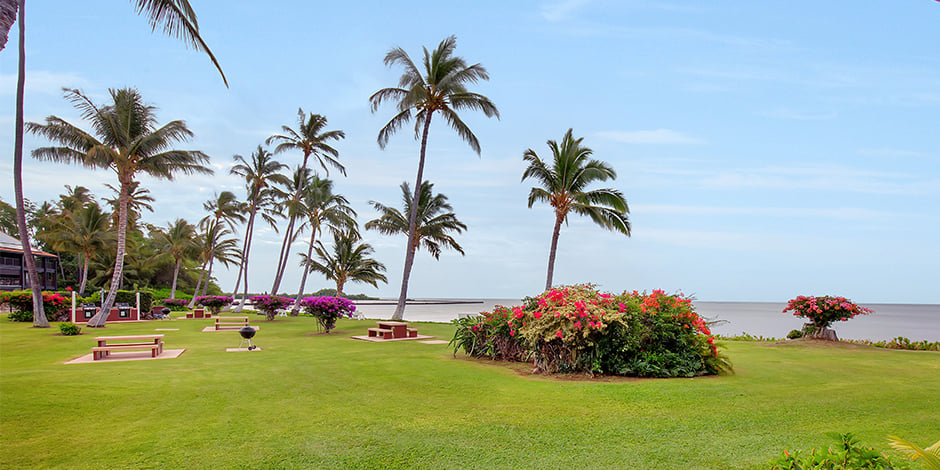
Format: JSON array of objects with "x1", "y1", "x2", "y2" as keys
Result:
[
  {"x1": 225, "y1": 347, "x2": 262, "y2": 352},
  {"x1": 155, "y1": 328, "x2": 179, "y2": 331},
  {"x1": 418, "y1": 340, "x2": 449, "y2": 344},
  {"x1": 350, "y1": 335, "x2": 435, "y2": 342},
  {"x1": 64, "y1": 349, "x2": 185, "y2": 364},
  {"x1": 201, "y1": 325, "x2": 259, "y2": 332}
]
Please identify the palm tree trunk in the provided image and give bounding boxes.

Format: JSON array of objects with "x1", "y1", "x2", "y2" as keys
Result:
[
  {"x1": 79, "y1": 253, "x2": 89, "y2": 296},
  {"x1": 234, "y1": 208, "x2": 257, "y2": 313},
  {"x1": 290, "y1": 226, "x2": 317, "y2": 315},
  {"x1": 545, "y1": 214, "x2": 564, "y2": 291},
  {"x1": 200, "y1": 255, "x2": 216, "y2": 298},
  {"x1": 11, "y1": 0, "x2": 48, "y2": 328},
  {"x1": 270, "y1": 214, "x2": 297, "y2": 295},
  {"x1": 393, "y1": 113, "x2": 434, "y2": 320},
  {"x1": 188, "y1": 256, "x2": 208, "y2": 308},
  {"x1": 89, "y1": 178, "x2": 130, "y2": 327},
  {"x1": 169, "y1": 258, "x2": 181, "y2": 298},
  {"x1": 227, "y1": 207, "x2": 254, "y2": 311}
]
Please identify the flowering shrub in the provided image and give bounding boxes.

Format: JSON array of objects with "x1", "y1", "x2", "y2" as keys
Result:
[
  {"x1": 160, "y1": 298, "x2": 189, "y2": 311},
  {"x1": 1, "y1": 291, "x2": 71, "y2": 322},
  {"x1": 783, "y1": 295, "x2": 873, "y2": 339},
  {"x1": 248, "y1": 295, "x2": 294, "y2": 321},
  {"x1": 769, "y1": 433, "x2": 907, "y2": 470},
  {"x1": 194, "y1": 296, "x2": 234, "y2": 315},
  {"x1": 450, "y1": 306, "x2": 529, "y2": 362},
  {"x1": 299, "y1": 296, "x2": 356, "y2": 333},
  {"x1": 451, "y1": 284, "x2": 731, "y2": 377}
]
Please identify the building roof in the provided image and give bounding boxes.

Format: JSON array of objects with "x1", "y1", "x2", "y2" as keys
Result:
[{"x1": 0, "y1": 231, "x2": 58, "y2": 257}]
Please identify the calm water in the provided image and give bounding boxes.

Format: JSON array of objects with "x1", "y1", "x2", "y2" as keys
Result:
[{"x1": 354, "y1": 299, "x2": 940, "y2": 342}]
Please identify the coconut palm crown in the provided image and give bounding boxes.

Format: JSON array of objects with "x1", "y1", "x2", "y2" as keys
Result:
[
  {"x1": 366, "y1": 181, "x2": 466, "y2": 260},
  {"x1": 27, "y1": 87, "x2": 213, "y2": 326},
  {"x1": 522, "y1": 128, "x2": 631, "y2": 291}
]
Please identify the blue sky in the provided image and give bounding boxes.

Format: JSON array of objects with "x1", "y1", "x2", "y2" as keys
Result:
[{"x1": 2, "y1": 1, "x2": 938, "y2": 303}]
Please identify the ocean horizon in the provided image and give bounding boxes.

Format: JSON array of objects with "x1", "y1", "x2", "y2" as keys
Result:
[{"x1": 353, "y1": 299, "x2": 940, "y2": 342}]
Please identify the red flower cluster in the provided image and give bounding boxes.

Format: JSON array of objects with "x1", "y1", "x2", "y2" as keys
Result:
[{"x1": 783, "y1": 295, "x2": 873, "y2": 329}]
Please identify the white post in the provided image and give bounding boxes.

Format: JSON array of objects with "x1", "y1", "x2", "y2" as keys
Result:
[
  {"x1": 136, "y1": 292, "x2": 141, "y2": 320},
  {"x1": 71, "y1": 290, "x2": 76, "y2": 323}
]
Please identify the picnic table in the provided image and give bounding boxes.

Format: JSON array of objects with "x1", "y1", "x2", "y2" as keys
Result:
[
  {"x1": 367, "y1": 321, "x2": 418, "y2": 340},
  {"x1": 92, "y1": 334, "x2": 164, "y2": 360}
]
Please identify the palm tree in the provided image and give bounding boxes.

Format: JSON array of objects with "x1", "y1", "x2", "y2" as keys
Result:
[
  {"x1": 27, "y1": 88, "x2": 213, "y2": 327},
  {"x1": 366, "y1": 180, "x2": 467, "y2": 262},
  {"x1": 4, "y1": 0, "x2": 226, "y2": 328},
  {"x1": 189, "y1": 192, "x2": 245, "y2": 306},
  {"x1": 290, "y1": 176, "x2": 356, "y2": 314},
  {"x1": 303, "y1": 229, "x2": 387, "y2": 298},
  {"x1": 266, "y1": 111, "x2": 345, "y2": 294},
  {"x1": 370, "y1": 35, "x2": 498, "y2": 319},
  {"x1": 152, "y1": 219, "x2": 199, "y2": 299},
  {"x1": 192, "y1": 221, "x2": 241, "y2": 298},
  {"x1": 521, "y1": 129, "x2": 631, "y2": 291},
  {"x1": 41, "y1": 202, "x2": 112, "y2": 296},
  {"x1": 228, "y1": 146, "x2": 289, "y2": 311},
  {"x1": 103, "y1": 181, "x2": 155, "y2": 233}
]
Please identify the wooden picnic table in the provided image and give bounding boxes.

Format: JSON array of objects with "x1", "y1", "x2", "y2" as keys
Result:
[
  {"x1": 368, "y1": 321, "x2": 418, "y2": 340},
  {"x1": 92, "y1": 334, "x2": 164, "y2": 360}
]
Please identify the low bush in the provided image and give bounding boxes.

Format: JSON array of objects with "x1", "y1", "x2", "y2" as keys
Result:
[
  {"x1": 1, "y1": 291, "x2": 71, "y2": 322},
  {"x1": 249, "y1": 295, "x2": 294, "y2": 321},
  {"x1": 160, "y1": 298, "x2": 189, "y2": 311},
  {"x1": 451, "y1": 284, "x2": 731, "y2": 378},
  {"x1": 58, "y1": 322, "x2": 81, "y2": 336},
  {"x1": 769, "y1": 433, "x2": 910, "y2": 470},
  {"x1": 194, "y1": 296, "x2": 234, "y2": 315},
  {"x1": 847, "y1": 337, "x2": 940, "y2": 352},
  {"x1": 299, "y1": 296, "x2": 356, "y2": 333}
]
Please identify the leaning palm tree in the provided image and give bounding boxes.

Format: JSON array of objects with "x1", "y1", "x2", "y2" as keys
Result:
[
  {"x1": 152, "y1": 218, "x2": 199, "y2": 299},
  {"x1": 5, "y1": 0, "x2": 226, "y2": 327},
  {"x1": 366, "y1": 180, "x2": 467, "y2": 263},
  {"x1": 522, "y1": 129, "x2": 631, "y2": 291},
  {"x1": 303, "y1": 229, "x2": 387, "y2": 298},
  {"x1": 266, "y1": 111, "x2": 345, "y2": 294},
  {"x1": 227, "y1": 146, "x2": 289, "y2": 311},
  {"x1": 290, "y1": 176, "x2": 357, "y2": 314},
  {"x1": 27, "y1": 87, "x2": 213, "y2": 327},
  {"x1": 103, "y1": 181, "x2": 155, "y2": 233},
  {"x1": 370, "y1": 35, "x2": 498, "y2": 319}
]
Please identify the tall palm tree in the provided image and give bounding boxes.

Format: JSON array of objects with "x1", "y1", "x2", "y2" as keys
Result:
[
  {"x1": 366, "y1": 180, "x2": 467, "y2": 262},
  {"x1": 227, "y1": 146, "x2": 289, "y2": 311},
  {"x1": 192, "y1": 221, "x2": 240, "y2": 298},
  {"x1": 521, "y1": 129, "x2": 631, "y2": 291},
  {"x1": 290, "y1": 176, "x2": 356, "y2": 314},
  {"x1": 303, "y1": 229, "x2": 387, "y2": 298},
  {"x1": 266, "y1": 111, "x2": 345, "y2": 294},
  {"x1": 27, "y1": 88, "x2": 213, "y2": 327},
  {"x1": 189, "y1": 192, "x2": 245, "y2": 305},
  {"x1": 152, "y1": 218, "x2": 199, "y2": 299},
  {"x1": 4, "y1": 0, "x2": 226, "y2": 327},
  {"x1": 103, "y1": 181, "x2": 155, "y2": 233},
  {"x1": 370, "y1": 35, "x2": 498, "y2": 319}
]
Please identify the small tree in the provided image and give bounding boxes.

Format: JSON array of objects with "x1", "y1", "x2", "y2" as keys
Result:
[
  {"x1": 194, "y1": 295, "x2": 234, "y2": 316},
  {"x1": 783, "y1": 295, "x2": 873, "y2": 341},
  {"x1": 299, "y1": 296, "x2": 356, "y2": 333},
  {"x1": 248, "y1": 295, "x2": 293, "y2": 321}
]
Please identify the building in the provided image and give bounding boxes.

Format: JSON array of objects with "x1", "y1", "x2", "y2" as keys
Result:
[{"x1": 0, "y1": 231, "x2": 58, "y2": 291}]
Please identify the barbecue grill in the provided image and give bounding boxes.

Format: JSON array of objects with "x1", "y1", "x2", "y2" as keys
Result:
[{"x1": 238, "y1": 326, "x2": 257, "y2": 350}]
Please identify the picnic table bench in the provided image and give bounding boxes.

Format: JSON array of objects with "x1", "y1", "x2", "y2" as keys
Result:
[
  {"x1": 214, "y1": 316, "x2": 250, "y2": 330},
  {"x1": 367, "y1": 321, "x2": 418, "y2": 340},
  {"x1": 92, "y1": 334, "x2": 164, "y2": 360}
]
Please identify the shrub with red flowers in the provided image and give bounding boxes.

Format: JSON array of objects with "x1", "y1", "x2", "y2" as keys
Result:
[
  {"x1": 450, "y1": 305, "x2": 529, "y2": 362},
  {"x1": 783, "y1": 295, "x2": 873, "y2": 340},
  {"x1": 451, "y1": 284, "x2": 731, "y2": 378},
  {"x1": 299, "y1": 296, "x2": 356, "y2": 333},
  {"x1": 248, "y1": 295, "x2": 294, "y2": 321},
  {"x1": 160, "y1": 298, "x2": 189, "y2": 311},
  {"x1": 1, "y1": 291, "x2": 71, "y2": 322},
  {"x1": 194, "y1": 296, "x2": 234, "y2": 315}
]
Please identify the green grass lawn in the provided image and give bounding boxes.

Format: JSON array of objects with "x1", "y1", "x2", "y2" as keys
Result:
[{"x1": 1, "y1": 316, "x2": 937, "y2": 469}]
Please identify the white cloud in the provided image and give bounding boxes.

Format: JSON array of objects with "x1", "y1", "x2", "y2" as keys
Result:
[
  {"x1": 0, "y1": 70, "x2": 90, "y2": 96},
  {"x1": 597, "y1": 129, "x2": 705, "y2": 145},
  {"x1": 540, "y1": 0, "x2": 591, "y2": 22}
]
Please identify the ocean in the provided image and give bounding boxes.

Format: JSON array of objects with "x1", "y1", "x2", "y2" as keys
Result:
[{"x1": 353, "y1": 299, "x2": 940, "y2": 342}]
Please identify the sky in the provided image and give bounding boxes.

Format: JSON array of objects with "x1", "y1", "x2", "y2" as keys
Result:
[{"x1": 1, "y1": 1, "x2": 939, "y2": 304}]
